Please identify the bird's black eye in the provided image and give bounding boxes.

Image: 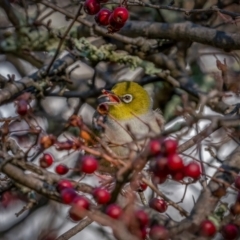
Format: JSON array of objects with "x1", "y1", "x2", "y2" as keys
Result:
[{"x1": 122, "y1": 94, "x2": 133, "y2": 103}]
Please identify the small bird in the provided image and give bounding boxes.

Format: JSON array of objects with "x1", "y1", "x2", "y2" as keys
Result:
[{"x1": 93, "y1": 81, "x2": 164, "y2": 159}]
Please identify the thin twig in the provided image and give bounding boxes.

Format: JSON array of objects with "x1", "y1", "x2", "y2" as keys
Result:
[
  {"x1": 45, "y1": 4, "x2": 82, "y2": 75},
  {"x1": 56, "y1": 218, "x2": 93, "y2": 240},
  {"x1": 142, "y1": 178, "x2": 189, "y2": 217}
]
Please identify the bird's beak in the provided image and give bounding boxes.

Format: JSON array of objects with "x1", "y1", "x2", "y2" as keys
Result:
[{"x1": 97, "y1": 89, "x2": 121, "y2": 105}]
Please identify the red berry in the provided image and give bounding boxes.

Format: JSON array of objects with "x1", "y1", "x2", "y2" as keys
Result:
[
  {"x1": 149, "y1": 139, "x2": 162, "y2": 156},
  {"x1": 151, "y1": 157, "x2": 169, "y2": 180},
  {"x1": 111, "y1": 7, "x2": 129, "y2": 24},
  {"x1": 69, "y1": 195, "x2": 90, "y2": 221},
  {"x1": 72, "y1": 195, "x2": 90, "y2": 210},
  {"x1": 61, "y1": 188, "x2": 77, "y2": 204},
  {"x1": 139, "y1": 182, "x2": 148, "y2": 191},
  {"x1": 80, "y1": 155, "x2": 98, "y2": 174},
  {"x1": 135, "y1": 210, "x2": 149, "y2": 228},
  {"x1": 167, "y1": 154, "x2": 184, "y2": 171},
  {"x1": 221, "y1": 224, "x2": 239, "y2": 240},
  {"x1": 108, "y1": 14, "x2": 125, "y2": 31},
  {"x1": 163, "y1": 139, "x2": 178, "y2": 155},
  {"x1": 93, "y1": 187, "x2": 111, "y2": 204},
  {"x1": 95, "y1": 8, "x2": 112, "y2": 26},
  {"x1": 200, "y1": 220, "x2": 216, "y2": 237},
  {"x1": 55, "y1": 164, "x2": 69, "y2": 175},
  {"x1": 16, "y1": 100, "x2": 28, "y2": 115},
  {"x1": 140, "y1": 228, "x2": 147, "y2": 239},
  {"x1": 40, "y1": 134, "x2": 56, "y2": 149},
  {"x1": 149, "y1": 225, "x2": 169, "y2": 240},
  {"x1": 149, "y1": 198, "x2": 168, "y2": 213},
  {"x1": 57, "y1": 179, "x2": 74, "y2": 192},
  {"x1": 151, "y1": 174, "x2": 167, "y2": 185},
  {"x1": 39, "y1": 153, "x2": 54, "y2": 168},
  {"x1": 69, "y1": 209, "x2": 82, "y2": 222},
  {"x1": 84, "y1": 0, "x2": 100, "y2": 15},
  {"x1": 106, "y1": 204, "x2": 122, "y2": 219},
  {"x1": 234, "y1": 176, "x2": 240, "y2": 190},
  {"x1": 184, "y1": 161, "x2": 201, "y2": 180},
  {"x1": 171, "y1": 171, "x2": 185, "y2": 181},
  {"x1": 130, "y1": 179, "x2": 148, "y2": 192}
]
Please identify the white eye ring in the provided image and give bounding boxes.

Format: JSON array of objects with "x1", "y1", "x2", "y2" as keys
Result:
[{"x1": 122, "y1": 94, "x2": 133, "y2": 103}]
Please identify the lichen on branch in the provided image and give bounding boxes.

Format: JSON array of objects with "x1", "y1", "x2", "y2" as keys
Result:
[{"x1": 73, "y1": 38, "x2": 162, "y2": 75}]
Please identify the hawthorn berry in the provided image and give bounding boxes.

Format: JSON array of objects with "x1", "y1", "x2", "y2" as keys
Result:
[
  {"x1": 111, "y1": 7, "x2": 129, "y2": 24},
  {"x1": 61, "y1": 188, "x2": 77, "y2": 204},
  {"x1": 55, "y1": 164, "x2": 69, "y2": 175},
  {"x1": 184, "y1": 161, "x2": 201, "y2": 180},
  {"x1": 149, "y1": 225, "x2": 169, "y2": 240},
  {"x1": 135, "y1": 209, "x2": 149, "y2": 228},
  {"x1": 149, "y1": 198, "x2": 168, "y2": 213},
  {"x1": 234, "y1": 176, "x2": 240, "y2": 190},
  {"x1": 40, "y1": 135, "x2": 56, "y2": 149},
  {"x1": 200, "y1": 220, "x2": 216, "y2": 237},
  {"x1": 80, "y1": 155, "x2": 98, "y2": 174},
  {"x1": 95, "y1": 8, "x2": 112, "y2": 26},
  {"x1": 130, "y1": 179, "x2": 148, "y2": 192},
  {"x1": 69, "y1": 196, "x2": 90, "y2": 221},
  {"x1": 221, "y1": 224, "x2": 239, "y2": 240},
  {"x1": 93, "y1": 187, "x2": 111, "y2": 204},
  {"x1": 72, "y1": 195, "x2": 90, "y2": 210},
  {"x1": 152, "y1": 157, "x2": 169, "y2": 181},
  {"x1": 108, "y1": 14, "x2": 125, "y2": 31},
  {"x1": 69, "y1": 209, "x2": 82, "y2": 222},
  {"x1": 84, "y1": 0, "x2": 100, "y2": 15},
  {"x1": 171, "y1": 171, "x2": 185, "y2": 181},
  {"x1": 163, "y1": 139, "x2": 178, "y2": 155},
  {"x1": 16, "y1": 100, "x2": 28, "y2": 115},
  {"x1": 149, "y1": 139, "x2": 162, "y2": 156},
  {"x1": 140, "y1": 228, "x2": 147, "y2": 239},
  {"x1": 167, "y1": 154, "x2": 184, "y2": 171},
  {"x1": 39, "y1": 153, "x2": 54, "y2": 168},
  {"x1": 151, "y1": 174, "x2": 167, "y2": 185},
  {"x1": 106, "y1": 204, "x2": 122, "y2": 219},
  {"x1": 56, "y1": 179, "x2": 74, "y2": 192}
]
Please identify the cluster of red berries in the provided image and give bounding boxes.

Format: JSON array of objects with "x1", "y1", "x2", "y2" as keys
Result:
[
  {"x1": 58, "y1": 179, "x2": 169, "y2": 239},
  {"x1": 109, "y1": 206, "x2": 169, "y2": 240},
  {"x1": 84, "y1": 0, "x2": 129, "y2": 32},
  {"x1": 39, "y1": 151, "x2": 99, "y2": 176},
  {"x1": 200, "y1": 219, "x2": 239, "y2": 240},
  {"x1": 123, "y1": 209, "x2": 169, "y2": 239},
  {"x1": 38, "y1": 152, "x2": 69, "y2": 175},
  {"x1": 57, "y1": 179, "x2": 90, "y2": 221},
  {"x1": 149, "y1": 138, "x2": 201, "y2": 184},
  {"x1": 58, "y1": 179, "x2": 117, "y2": 221}
]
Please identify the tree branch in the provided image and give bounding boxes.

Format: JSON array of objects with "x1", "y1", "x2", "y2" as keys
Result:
[{"x1": 119, "y1": 21, "x2": 240, "y2": 50}]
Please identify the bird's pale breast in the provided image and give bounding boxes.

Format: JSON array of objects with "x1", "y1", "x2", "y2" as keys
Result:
[{"x1": 103, "y1": 110, "x2": 164, "y2": 157}]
